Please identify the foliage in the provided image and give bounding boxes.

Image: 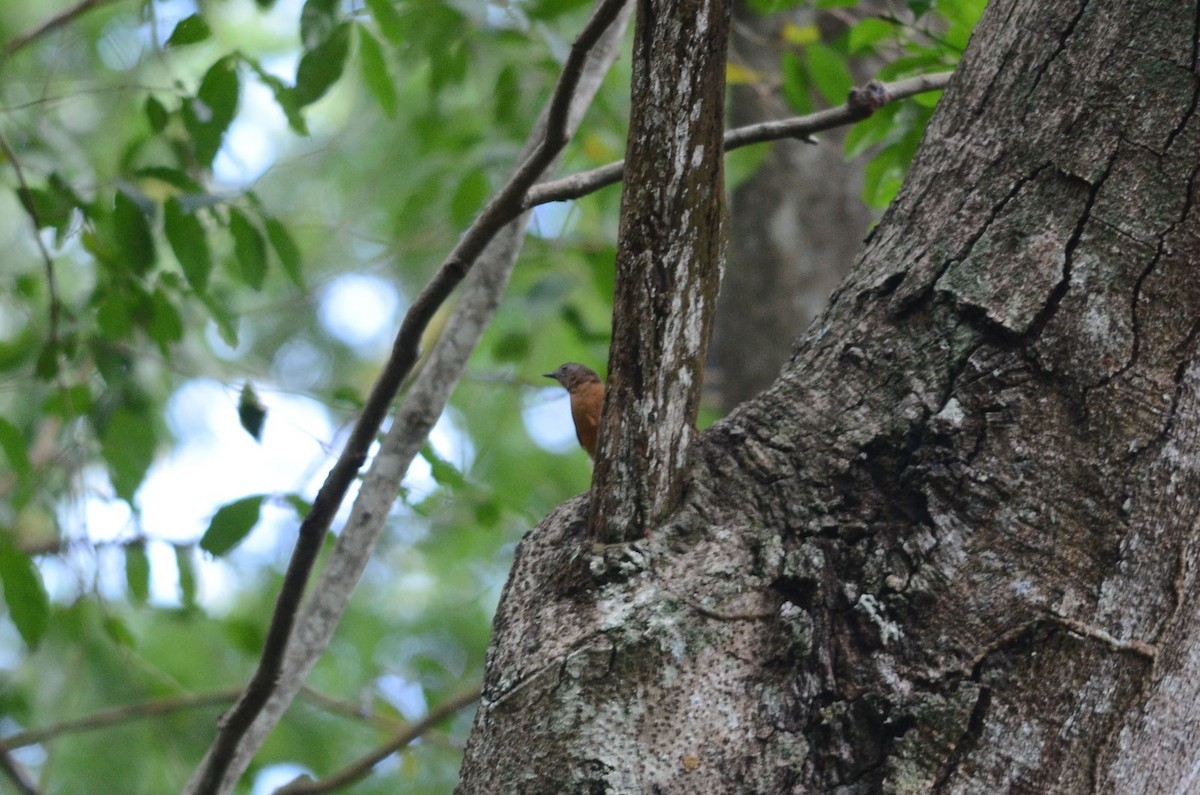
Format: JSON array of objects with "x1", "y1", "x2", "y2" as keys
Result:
[
  {"x1": 0, "y1": 0, "x2": 978, "y2": 790},
  {"x1": 749, "y1": 0, "x2": 987, "y2": 207}
]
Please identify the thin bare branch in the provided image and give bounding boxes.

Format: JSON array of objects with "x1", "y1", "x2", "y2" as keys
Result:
[
  {"x1": 2, "y1": 0, "x2": 123, "y2": 57},
  {"x1": 525, "y1": 72, "x2": 953, "y2": 208},
  {"x1": 186, "y1": 2, "x2": 631, "y2": 791},
  {"x1": 0, "y1": 685, "x2": 399, "y2": 752},
  {"x1": 273, "y1": 687, "x2": 482, "y2": 794},
  {"x1": 0, "y1": 747, "x2": 39, "y2": 795},
  {"x1": 0, "y1": 689, "x2": 241, "y2": 751}
]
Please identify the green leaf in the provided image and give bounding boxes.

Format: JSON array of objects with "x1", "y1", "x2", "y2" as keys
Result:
[
  {"x1": 940, "y1": 0, "x2": 986, "y2": 50},
  {"x1": 805, "y1": 42, "x2": 853, "y2": 106},
  {"x1": 294, "y1": 22, "x2": 351, "y2": 107},
  {"x1": 229, "y1": 207, "x2": 268, "y2": 289},
  {"x1": 450, "y1": 168, "x2": 489, "y2": 227},
  {"x1": 780, "y1": 51, "x2": 811, "y2": 115},
  {"x1": 164, "y1": 197, "x2": 213, "y2": 293},
  {"x1": 848, "y1": 18, "x2": 895, "y2": 54},
  {"x1": 876, "y1": 51, "x2": 948, "y2": 81},
  {"x1": 364, "y1": 0, "x2": 404, "y2": 43},
  {"x1": 175, "y1": 545, "x2": 197, "y2": 608},
  {"x1": 264, "y1": 217, "x2": 303, "y2": 287},
  {"x1": 0, "y1": 417, "x2": 31, "y2": 480},
  {"x1": 493, "y1": 65, "x2": 520, "y2": 127},
  {"x1": 863, "y1": 145, "x2": 905, "y2": 209},
  {"x1": 102, "y1": 614, "x2": 136, "y2": 648},
  {"x1": 844, "y1": 102, "x2": 901, "y2": 159},
  {"x1": 420, "y1": 445, "x2": 466, "y2": 490},
  {"x1": 184, "y1": 57, "x2": 240, "y2": 168},
  {"x1": 491, "y1": 330, "x2": 530, "y2": 362},
  {"x1": 44, "y1": 384, "x2": 92, "y2": 417},
  {"x1": 166, "y1": 13, "x2": 211, "y2": 47},
  {"x1": 906, "y1": 0, "x2": 934, "y2": 17},
  {"x1": 300, "y1": 0, "x2": 340, "y2": 48},
  {"x1": 35, "y1": 340, "x2": 60, "y2": 380},
  {"x1": 238, "y1": 383, "x2": 267, "y2": 441},
  {"x1": 113, "y1": 189, "x2": 156, "y2": 275},
  {"x1": 95, "y1": 290, "x2": 134, "y2": 340},
  {"x1": 284, "y1": 493, "x2": 312, "y2": 518},
  {"x1": 18, "y1": 172, "x2": 80, "y2": 237},
  {"x1": 474, "y1": 499, "x2": 501, "y2": 528},
  {"x1": 0, "y1": 534, "x2": 50, "y2": 649},
  {"x1": 200, "y1": 495, "x2": 265, "y2": 557},
  {"x1": 726, "y1": 144, "x2": 770, "y2": 191},
  {"x1": 358, "y1": 24, "x2": 397, "y2": 117},
  {"x1": 145, "y1": 95, "x2": 170, "y2": 132},
  {"x1": 202, "y1": 286, "x2": 240, "y2": 347},
  {"x1": 148, "y1": 287, "x2": 184, "y2": 354},
  {"x1": 244, "y1": 58, "x2": 309, "y2": 136},
  {"x1": 745, "y1": 0, "x2": 806, "y2": 13},
  {"x1": 137, "y1": 166, "x2": 205, "y2": 194},
  {"x1": 124, "y1": 542, "x2": 150, "y2": 604},
  {"x1": 100, "y1": 409, "x2": 157, "y2": 503},
  {"x1": 330, "y1": 385, "x2": 363, "y2": 408}
]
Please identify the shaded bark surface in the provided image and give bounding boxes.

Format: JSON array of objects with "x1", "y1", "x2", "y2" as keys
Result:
[{"x1": 457, "y1": 0, "x2": 1200, "y2": 791}]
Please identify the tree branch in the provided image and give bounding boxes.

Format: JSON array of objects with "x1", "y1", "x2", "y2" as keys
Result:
[
  {"x1": 0, "y1": 685, "x2": 394, "y2": 752},
  {"x1": 0, "y1": 689, "x2": 241, "y2": 751},
  {"x1": 0, "y1": 747, "x2": 39, "y2": 795},
  {"x1": 188, "y1": 2, "x2": 634, "y2": 789},
  {"x1": 185, "y1": 1, "x2": 631, "y2": 791},
  {"x1": 273, "y1": 686, "x2": 482, "y2": 795},
  {"x1": 2, "y1": 0, "x2": 124, "y2": 57},
  {"x1": 525, "y1": 72, "x2": 952, "y2": 208}
]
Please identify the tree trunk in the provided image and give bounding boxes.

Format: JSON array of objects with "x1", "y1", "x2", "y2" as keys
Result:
[
  {"x1": 457, "y1": 0, "x2": 1200, "y2": 791},
  {"x1": 707, "y1": 3, "x2": 873, "y2": 412}
]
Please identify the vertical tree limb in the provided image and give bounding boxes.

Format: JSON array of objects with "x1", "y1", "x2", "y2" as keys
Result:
[{"x1": 589, "y1": 0, "x2": 733, "y2": 542}]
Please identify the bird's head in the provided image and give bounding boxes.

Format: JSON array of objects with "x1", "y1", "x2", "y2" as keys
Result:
[{"x1": 543, "y1": 362, "x2": 601, "y2": 392}]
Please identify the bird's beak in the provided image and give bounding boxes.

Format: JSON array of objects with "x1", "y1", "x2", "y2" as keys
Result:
[{"x1": 542, "y1": 372, "x2": 556, "y2": 379}]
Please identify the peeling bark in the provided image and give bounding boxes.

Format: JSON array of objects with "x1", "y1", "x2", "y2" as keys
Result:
[{"x1": 458, "y1": 0, "x2": 1200, "y2": 791}]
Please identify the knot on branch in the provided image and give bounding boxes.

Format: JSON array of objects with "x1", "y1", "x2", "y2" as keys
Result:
[{"x1": 847, "y1": 80, "x2": 889, "y2": 118}]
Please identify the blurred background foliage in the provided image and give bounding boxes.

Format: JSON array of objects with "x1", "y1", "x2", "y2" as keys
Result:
[{"x1": 0, "y1": 0, "x2": 981, "y2": 791}]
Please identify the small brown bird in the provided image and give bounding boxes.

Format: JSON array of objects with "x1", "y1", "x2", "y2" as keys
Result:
[{"x1": 544, "y1": 363, "x2": 604, "y2": 458}]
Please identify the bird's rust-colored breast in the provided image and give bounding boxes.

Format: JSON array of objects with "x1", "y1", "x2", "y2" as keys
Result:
[{"x1": 569, "y1": 380, "x2": 604, "y2": 458}]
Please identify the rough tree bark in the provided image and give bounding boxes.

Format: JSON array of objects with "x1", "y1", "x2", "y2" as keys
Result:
[
  {"x1": 458, "y1": 0, "x2": 1200, "y2": 791},
  {"x1": 588, "y1": 0, "x2": 730, "y2": 543}
]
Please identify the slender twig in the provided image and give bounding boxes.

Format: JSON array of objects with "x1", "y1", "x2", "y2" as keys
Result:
[
  {"x1": 2, "y1": 0, "x2": 123, "y2": 57},
  {"x1": 0, "y1": 130, "x2": 61, "y2": 353},
  {"x1": 0, "y1": 747, "x2": 39, "y2": 795},
  {"x1": 188, "y1": 2, "x2": 631, "y2": 791},
  {"x1": 0, "y1": 685, "x2": 399, "y2": 752},
  {"x1": 274, "y1": 687, "x2": 482, "y2": 795},
  {"x1": 525, "y1": 71, "x2": 953, "y2": 208},
  {"x1": 293, "y1": 686, "x2": 404, "y2": 734},
  {"x1": 0, "y1": 689, "x2": 242, "y2": 751}
]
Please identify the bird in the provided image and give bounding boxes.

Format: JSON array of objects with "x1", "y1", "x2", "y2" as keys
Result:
[{"x1": 543, "y1": 363, "x2": 604, "y2": 458}]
